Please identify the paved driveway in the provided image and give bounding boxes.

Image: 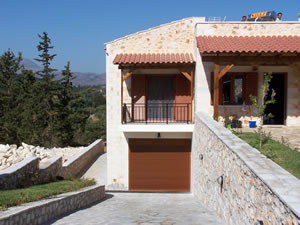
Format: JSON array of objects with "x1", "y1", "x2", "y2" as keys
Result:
[{"x1": 48, "y1": 192, "x2": 224, "y2": 225}]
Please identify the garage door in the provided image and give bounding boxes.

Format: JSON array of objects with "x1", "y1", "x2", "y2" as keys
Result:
[{"x1": 129, "y1": 138, "x2": 191, "y2": 192}]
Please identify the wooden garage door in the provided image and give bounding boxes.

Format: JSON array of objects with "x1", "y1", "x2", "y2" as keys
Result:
[{"x1": 129, "y1": 138, "x2": 191, "y2": 192}]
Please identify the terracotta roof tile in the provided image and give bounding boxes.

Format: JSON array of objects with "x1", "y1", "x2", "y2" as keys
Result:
[
  {"x1": 113, "y1": 53, "x2": 195, "y2": 64},
  {"x1": 197, "y1": 36, "x2": 300, "y2": 54}
]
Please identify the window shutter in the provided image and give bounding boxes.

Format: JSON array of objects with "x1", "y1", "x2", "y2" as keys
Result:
[
  {"x1": 245, "y1": 73, "x2": 258, "y2": 105},
  {"x1": 175, "y1": 74, "x2": 191, "y2": 121},
  {"x1": 132, "y1": 75, "x2": 146, "y2": 120},
  {"x1": 132, "y1": 75, "x2": 146, "y2": 105}
]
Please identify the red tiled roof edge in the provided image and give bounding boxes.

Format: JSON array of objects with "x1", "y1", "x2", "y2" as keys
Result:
[
  {"x1": 196, "y1": 35, "x2": 300, "y2": 54},
  {"x1": 113, "y1": 53, "x2": 195, "y2": 64}
]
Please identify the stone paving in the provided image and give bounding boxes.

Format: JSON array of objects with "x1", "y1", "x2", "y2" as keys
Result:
[
  {"x1": 237, "y1": 126, "x2": 300, "y2": 152},
  {"x1": 48, "y1": 192, "x2": 224, "y2": 225}
]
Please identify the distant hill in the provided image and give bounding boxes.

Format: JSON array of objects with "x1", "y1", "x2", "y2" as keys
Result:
[{"x1": 21, "y1": 58, "x2": 106, "y2": 86}]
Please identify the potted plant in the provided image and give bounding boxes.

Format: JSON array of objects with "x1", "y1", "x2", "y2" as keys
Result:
[{"x1": 241, "y1": 102, "x2": 256, "y2": 128}]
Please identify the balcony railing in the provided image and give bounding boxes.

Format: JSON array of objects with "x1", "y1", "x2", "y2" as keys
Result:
[{"x1": 122, "y1": 103, "x2": 191, "y2": 124}]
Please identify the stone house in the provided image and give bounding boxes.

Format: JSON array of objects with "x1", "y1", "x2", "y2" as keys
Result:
[{"x1": 105, "y1": 17, "x2": 300, "y2": 191}]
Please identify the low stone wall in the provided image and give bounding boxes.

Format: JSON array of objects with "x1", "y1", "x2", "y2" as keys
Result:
[
  {"x1": 60, "y1": 139, "x2": 104, "y2": 178},
  {"x1": 0, "y1": 140, "x2": 104, "y2": 189},
  {"x1": 0, "y1": 185, "x2": 105, "y2": 225},
  {"x1": 192, "y1": 112, "x2": 300, "y2": 225},
  {"x1": 38, "y1": 156, "x2": 62, "y2": 184},
  {"x1": 0, "y1": 157, "x2": 39, "y2": 189}
]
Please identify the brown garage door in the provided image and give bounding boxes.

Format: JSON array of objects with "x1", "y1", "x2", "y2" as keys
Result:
[{"x1": 129, "y1": 138, "x2": 191, "y2": 192}]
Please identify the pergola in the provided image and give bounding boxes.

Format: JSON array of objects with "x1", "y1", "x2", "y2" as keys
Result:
[{"x1": 113, "y1": 53, "x2": 196, "y2": 123}]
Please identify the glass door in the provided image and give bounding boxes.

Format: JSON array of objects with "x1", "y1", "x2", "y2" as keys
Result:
[{"x1": 147, "y1": 77, "x2": 174, "y2": 121}]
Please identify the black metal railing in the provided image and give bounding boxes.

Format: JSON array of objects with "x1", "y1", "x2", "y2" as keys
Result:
[{"x1": 122, "y1": 103, "x2": 191, "y2": 124}]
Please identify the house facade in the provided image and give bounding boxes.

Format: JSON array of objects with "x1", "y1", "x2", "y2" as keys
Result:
[{"x1": 105, "y1": 17, "x2": 300, "y2": 191}]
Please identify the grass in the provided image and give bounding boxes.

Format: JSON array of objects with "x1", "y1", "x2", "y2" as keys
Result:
[
  {"x1": 0, "y1": 178, "x2": 95, "y2": 211},
  {"x1": 235, "y1": 132, "x2": 300, "y2": 179}
]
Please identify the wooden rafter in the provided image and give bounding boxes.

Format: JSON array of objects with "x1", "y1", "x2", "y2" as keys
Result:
[{"x1": 202, "y1": 55, "x2": 300, "y2": 65}]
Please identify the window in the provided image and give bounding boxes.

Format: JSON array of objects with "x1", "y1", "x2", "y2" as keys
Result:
[
  {"x1": 211, "y1": 72, "x2": 258, "y2": 105},
  {"x1": 221, "y1": 74, "x2": 244, "y2": 105}
]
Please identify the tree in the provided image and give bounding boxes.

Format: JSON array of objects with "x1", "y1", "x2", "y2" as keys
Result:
[
  {"x1": 250, "y1": 72, "x2": 276, "y2": 151},
  {"x1": 55, "y1": 62, "x2": 89, "y2": 146},
  {"x1": 18, "y1": 69, "x2": 39, "y2": 144},
  {"x1": 34, "y1": 32, "x2": 59, "y2": 147},
  {"x1": 0, "y1": 50, "x2": 23, "y2": 144}
]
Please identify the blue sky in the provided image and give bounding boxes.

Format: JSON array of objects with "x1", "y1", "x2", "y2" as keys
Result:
[{"x1": 1, "y1": 0, "x2": 299, "y2": 73}]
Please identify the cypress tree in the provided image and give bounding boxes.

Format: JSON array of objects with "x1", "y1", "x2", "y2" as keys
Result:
[
  {"x1": 34, "y1": 32, "x2": 58, "y2": 147},
  {"x1": 18, "y1": 69, "x2": 39, "y2": 145},
  {"x1": 0, "y1": 50, "x2": 23, "y2": 144},
  {"x1": 56, "y1": 62, "x2": 89, "y2": 146}
]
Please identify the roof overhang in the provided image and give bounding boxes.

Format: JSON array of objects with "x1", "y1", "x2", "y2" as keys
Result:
[
  {"x1": 113, "y1": 53, "x2": 195, "y2": 65},
  {"x1": 197, "y1": 36, "x2": 300, "y2": 65},
  {"x1": 197, "y1": 36, "x2": 300, "y2": 54}
]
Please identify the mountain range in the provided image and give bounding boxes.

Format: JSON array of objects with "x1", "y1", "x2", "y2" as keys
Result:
[{"x1": 21, "y1": 58, "x2": 106, "y2": 86}]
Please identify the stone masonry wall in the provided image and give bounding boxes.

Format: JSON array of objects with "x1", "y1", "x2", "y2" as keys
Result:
[
  {"x1": 0, "y1": 157, "x2": 39, "y2": 189},
  {"x1": 192, "y1": 112, "x2": 300, "y2": 225},
  {"x1": 196, "y1": 22, "x2": 300, "y2": 36},
  {"x1": 38, "y1": 156, "x2": 62, "y2": 184},
  {"x1": 60, "y1": 139, "x2": 104, "y2": 178},
  {"x1": 0, "y1": 185, "x2": 105, "y2": 225},
  {"x1": 107, "y1": 17, "x2": 204, "y2": 55},
  {"x1": 0, "y1": 140, "x2": 104, "y2": 189}
]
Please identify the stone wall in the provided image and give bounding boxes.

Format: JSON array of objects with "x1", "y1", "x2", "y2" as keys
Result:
[
  {"x1": 38, "y1": 156, "x2": 62, "y2": 184},
  {"x1": 0, "y1": 157, "x2": 39, "y2": 189},
  {"x1": 0, "y1": 140, "x2": 104, "y2": 189},
  {"x1": 0, "y1": 185, "x2": 105, "y2": 225},
  {"x1": 196, "y1": 22, "x2": 300, "y2": 36},
  {"x1": 60, "y1": 139, "x2": 105, "y2": 178},
  {"x1": 192, "y1": 112, "x2": 300, "y2": 225}
]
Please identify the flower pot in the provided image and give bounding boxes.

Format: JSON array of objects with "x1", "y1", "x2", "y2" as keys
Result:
[{"x1": 249, "y1": 120, "x2": 256, "y2": 128}]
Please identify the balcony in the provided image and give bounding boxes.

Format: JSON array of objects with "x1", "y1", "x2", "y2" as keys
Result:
[{"x1": 122, "y1": 103, "x2": 191, "y2": 124}]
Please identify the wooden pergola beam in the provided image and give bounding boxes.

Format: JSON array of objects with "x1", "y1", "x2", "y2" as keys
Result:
[
  {"x1": 122, "y1": 71, "x2": 133, "y2": 82},
  {"x1": 218, "y1": 64, "x2": 234, "y2": 79},
  {"x1": 202, "y1": 55, "x2": 300, "y2": 65},
  {"x1": 181, "y1": 71, "x2": 192, "y2": 82},
  {"x1": 213, "y1": 64, "x2": 234, "y2": 120}
]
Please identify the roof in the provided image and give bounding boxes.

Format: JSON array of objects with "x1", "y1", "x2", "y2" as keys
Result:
[
  {"x1": 113, "y1": 53, "x2": 195, "y2": 64},
  {"x1": 197, "y1": 35, "x2": 300, "y2": 54}
]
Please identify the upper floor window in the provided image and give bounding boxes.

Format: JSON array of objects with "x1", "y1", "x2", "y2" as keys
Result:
[{"x1": 222, "y1": 74, "x2": 244, "y2": 105}]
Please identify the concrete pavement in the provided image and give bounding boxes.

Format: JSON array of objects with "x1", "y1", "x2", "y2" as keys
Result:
[{"x1": 48, "y1": 192, "x2": 224, "y2": 225}]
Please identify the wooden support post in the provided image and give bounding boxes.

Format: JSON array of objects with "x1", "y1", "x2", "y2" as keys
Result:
[
  {"x1": 190, "y1": 70, "x2": 194, "y2": 123},
  {"x1": 213, "y1": 64, "x2": 234, "y2": 120},
  {"x1": 213, "y1": 64, "x2": 220, "y2": 121},
  {"x1": 121, "y1": 70, "x2": 124, "y2": 123}
]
